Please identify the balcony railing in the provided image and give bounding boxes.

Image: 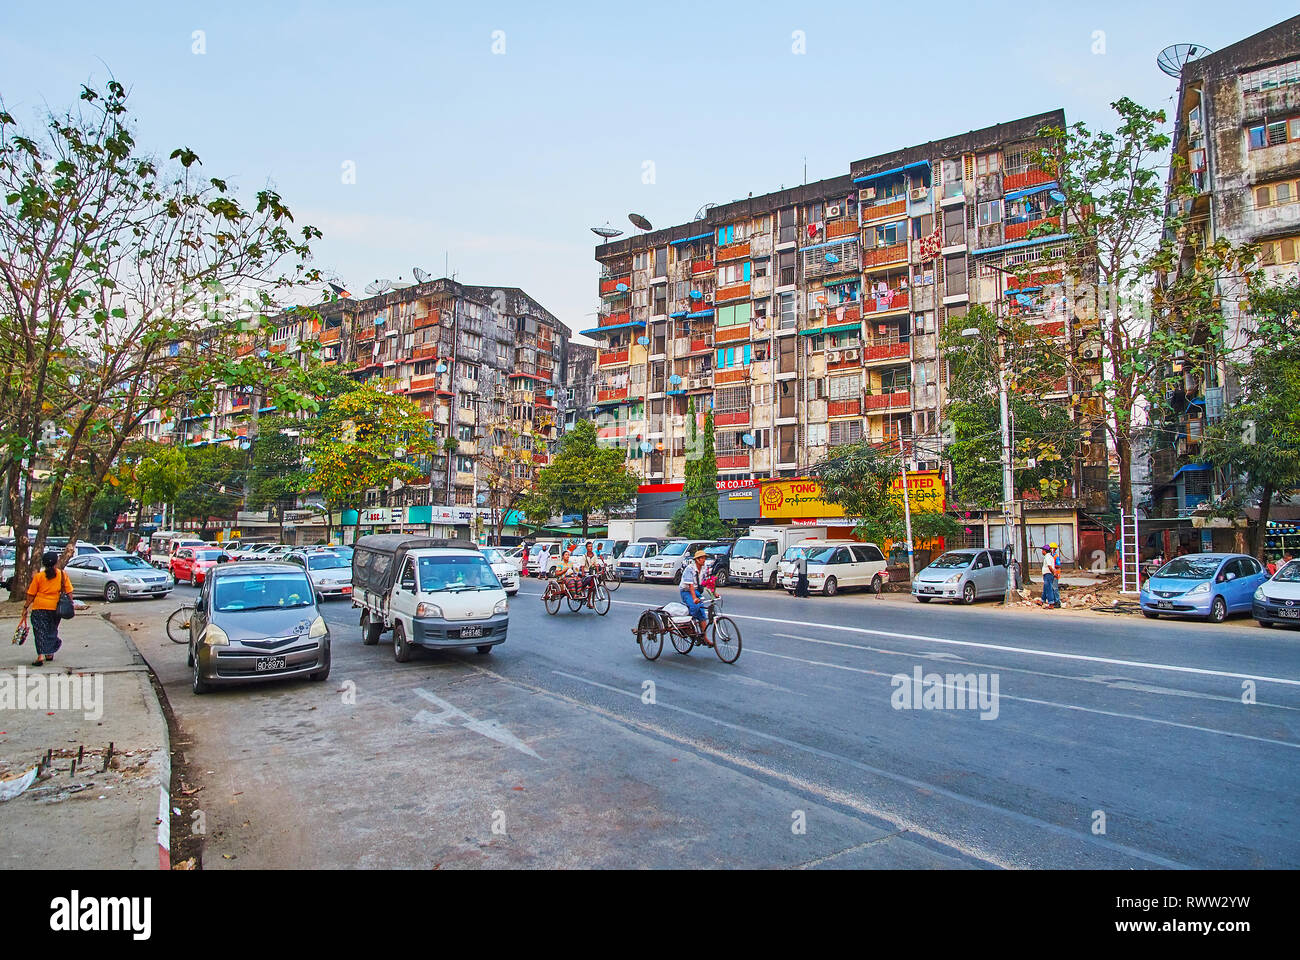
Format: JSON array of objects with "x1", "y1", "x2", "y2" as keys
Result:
[
  {"x1": 862, "y1": 339, "x2": 910, "y2": 363},
  {"x1": 715, "y1": 324, "x2": 751, "y2": 344},
  {"x1": 862, "y1": 288, "x2": 910, "y2": 314},
  {"x1": 1004, "y1": 215, "x2": 1062, "y2": 242},
  {"x1": 862, "y1": 242, "x2": 909, "y2": 267},
  {"x1": 413, "y1": 344, "x2": 439, "y2": 361},
  {"x1": 413, "y1": 312, "x2": 439, "y2": 329},
  {"x1": 690, "y1": 337, "x2": 712, "y2": 353},
  {"x1": 595, "y1": 386, "x2": 629, "y2": 404},
  {"x1": 1003, "y1": 167, "x2": 1053, "y2": 192},
  {"x1": 600, "y1": 311, "x2": 631, "y2": 327},
  {"x1": 319, "y1": 328, "x2": 341, "y2": 345},
  {"x1": 691, "y1": 259, "x2": 715, "y2": 276},
  {"x1": 860, "y1": 196, "x2": 907, "y2": 222},
  {"x1": 355, "y1": 326, "x2": 375, "y2": 341},
  {"x1": 714, "y1": 367, "x2": 748, "y2": 385},
  {"x1": 715, "y1": 410, "x2": 750, "y2": 427},
  {"x1": 717, "y1": 454, "x2": 751, "y2": 470},
  {"x1": 600, "y1": 275, "x2": 632, "y2": 296},
  {"x1": 825, "y1": 219, "x2": 858, "y2": 239},
  {"x1": 827, "y1": 398, "x2": 862, "y2": 417},
  {"x1": 864, "y1": 390, "x2": 911, "y2": 411},
  {"x1": 410, "y1": 374, "x2": 440, "y2": 393},
  {"x1": 716, "y1": 282, "x2": 751, "y2": 302},
  {"x1": 717, "y1": 240, "x2": 751, "y2": 262},
  {"x1": 599, "y1": 348, "x2": 630, "y2": 367}
]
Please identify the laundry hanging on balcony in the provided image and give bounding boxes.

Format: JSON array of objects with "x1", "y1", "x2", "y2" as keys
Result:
[{"x1": 916, "y1": 226, "x2": 943, "y2": 262}]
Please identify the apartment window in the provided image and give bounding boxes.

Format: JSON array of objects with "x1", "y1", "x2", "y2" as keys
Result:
[
  {"x1": 457, "y1": 424, "x2": 474, "y2": 441},
  {"x1": 778, "y1": 292, "x2": 797, "y2": 327},
  {"x1": 456, "y1": 456, "x2": 474, "y2": 473},
  {"x1": 943, "y1": 207, "x2": 965, "y2": 246},
  {"x1": 945, "y1": 256, "x2": 968, "y2": 296},
  {"x1": 1260, "y1": 237, "x2": 1299, "y2": 265},
  {"x1": 653, "y1": 247, "x2": 668, "y2": 277},
  {"x1": 753, "y1": 258, "x2": 770, "y2": 279},
  {"x1": 978, "y1": 199, "x2": 1003, "y2": 225},
  {"x1": 829, "y1": 420, "x2": 863, "y2": 445},
  {"x1": 652, "y1": 286, "x2": 667, "y2": 315},
  {"x1": 718, "y1": 303, "x2": 752, "y2": 327},
  {"x1": 778, "y1": 250, "x2": 796, "y2": 286},
  {"x1": 1258, "y1": 181, "x2": 1296, "y2": 208},
  {"x1": 1242, "y1": 60, "x2": 1300, "y2": 93},
  {"x1": 1249, "y1": 119, "x2": 1296, "y2": 150},
  {"x1": 633, "y1": 252, "x2": 648, "y2": 271},
  {"x1": 719, "y1": 262, "x2": 747, "y2": 285},
  {"x1": 778, "y1": 207, "x2": 797, "y2": 244},
  {"x1": 912, "y1": 213, "x2": 934, "y2": 239},
  {"x1": 976, "y1": 152, "x2": 1000, "y2": 175},
  {"x1": 828, "y1": 374, "x2": 861, "y2": 399},
  {"x1": 807, "y1": 423, "x2": 827, "y2": 447}
]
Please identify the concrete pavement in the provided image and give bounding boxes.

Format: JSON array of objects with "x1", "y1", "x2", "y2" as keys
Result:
[{"x1": 0, "y1": 611, "x2": 170, "y2": 870}]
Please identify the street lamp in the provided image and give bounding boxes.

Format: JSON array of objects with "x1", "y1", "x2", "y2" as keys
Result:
[{"x1": 961, "y1": 324, "x2": 1017, "y2": 606}]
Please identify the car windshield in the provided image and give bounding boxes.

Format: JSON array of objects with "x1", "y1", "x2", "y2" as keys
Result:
[
  {"x1": 307, "y1": 554, "x2": 349, "y2": 570},
  {"x1": 623, "y1": 544, "x2": 650, "y2": 558},
  {"x1": 1154, "y1": 556, "x2": 1222, "y2": 580},
  {"x1": 705, "y1": 545, "x2": 729, "y2": 556},
  {"x1": 808, "y1": 547, "x2": 842, "y2": 563},
  {"x1": 196, "y1": 550, "x2": 225, "y2": 561},
  {"x1": 214, "y1": 574, "x2": 314, "y2": 612},
  {"x1": 482, "y1": 549, "x2": 506, "y2": 564},
  {"x1": 105, "y1": 556, "x2": 152, "y2": 571},
  {"x1": 415, "y1": 555, "x2": 501, "y2": 592},
  {"x1": 330, "y1": 547, "x2": 353, "y2": 558},
  {"x1": 662, "y1": 543, "x2": 688, "y2": 557},
  {"x1": 782, "y1": 547, "x2": 807, "y2": 561},
  {"x1": 732, "y1": 539, "x2": 766, "y2": 559},
  {"x1": 929, "y1": 552, "x2": 974, "y2": 569},
  {"x1": 1273, "y1": 560, "x2": 1300, "y2": 582}
]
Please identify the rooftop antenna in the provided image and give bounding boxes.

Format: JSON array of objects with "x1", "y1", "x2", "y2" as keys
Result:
[
  {"x1": 413, "y1": 267, "x2": 431, "y2": 284},
  {"x1": 628, "y1": 213, "x2": 653, "y2": 232},
  {"x1": 693, "y1": 202, "x2": 717, "y2": 221},
  {"x1": 363, "y1": 280, "x2": 393, "y2": 296},
  {"x1": 1157, "y1": 43, "x2": 1213, "y2": 77},
  {"x1": 591, "y1": 223, "x2": 623, "y2": 240}
]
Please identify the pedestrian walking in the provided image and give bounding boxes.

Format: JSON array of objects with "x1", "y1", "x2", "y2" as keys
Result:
[
  {"x1": 19, "y1": 551, "x2": 73, "y2": 667},
  {"x1": 1039, "y1": 545, "x2": 1060, "y2": 609},
  {"x1": 520, "y1": 542, "x2": 529, "y2": 578},
  {"x1": 794, "y1": 548, "x2": 809, "y2": 597}
]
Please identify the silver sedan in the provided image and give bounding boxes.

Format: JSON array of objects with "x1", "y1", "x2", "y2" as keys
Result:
[{"x1": 65, "y1": 552, "x2": 173, "y2": 602}]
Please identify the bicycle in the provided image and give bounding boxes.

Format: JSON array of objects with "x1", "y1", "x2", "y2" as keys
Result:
[
  {"x1": 165, "y1": 600, "x2": 196, "y2": 644},
  {"x1": 633, "y1": 578, "x2": 741, "y2": 664},
  {"x1": 593, "y1": 559, "x2": 621, "y2": 593},
  {"x1": 542, "y1": 572, "x2": 610, "y2": 615}
]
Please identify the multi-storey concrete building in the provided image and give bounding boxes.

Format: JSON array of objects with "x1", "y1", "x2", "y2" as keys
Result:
[
  {"x1": 589, "y1": 111, "x2": 1107, "y2": 559},
  {"x1": 1150, "y1": 15, "x2": 1300, "y2": 532},
  {"x1": 171, "y1": 277, "x2": 572, "y2": 540}
]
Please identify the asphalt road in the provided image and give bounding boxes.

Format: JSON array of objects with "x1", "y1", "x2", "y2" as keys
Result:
[{"x1": 116, "y1": 577, "x2": 1300, "y2": 869}]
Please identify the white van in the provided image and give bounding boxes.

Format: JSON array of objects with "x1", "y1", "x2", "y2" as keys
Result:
[
  {"x1": 614, "y1": 540, "x2": 660, "y2": 581},
  {"x1": 525, "y1": 539, "x2": 564, "y2": 576},
  {"x1": 644, "y1": 540, "x2": 712, "y2": 584},
  {"x1": 353, "y1": 535, "x2": 509, "y2": 661},
  {"x1": 781, "y1": 539, "x2": 888, "y2": 596}
]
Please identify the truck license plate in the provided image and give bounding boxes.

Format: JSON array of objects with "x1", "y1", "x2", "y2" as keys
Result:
[
  {"x1": 460, "y1": 626, "x2": 484, "y2": 638},
  {"x1": 255, "y1": 656, "x2": 286, "y2": 672}
]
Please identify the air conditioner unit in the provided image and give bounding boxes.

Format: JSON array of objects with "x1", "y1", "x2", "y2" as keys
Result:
[
  {"x1": 1080, "y1": 343, "x2": 1101, "y2": 360},
  {"x1": 826, "y1": 350, "x2": 841, "y2": 362},
  {"x1": 843, "y1": 349, "x2": 860, "y2": 361},
  {"x1": 910, "y1": 187, "x2": 928, "y2": 201},
  {"x1": 861, "y1": 187, "x2": 877, "y2": 201},
  {"x1": 827, "y1": 204, "x2": 842, "y2": 218}
]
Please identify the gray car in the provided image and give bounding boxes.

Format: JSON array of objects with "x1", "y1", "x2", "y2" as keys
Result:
[
  {"x1": 65, "y1": 552, "x2": 172, "y2": 602},
  {"x1": 1, "y1": 546, "x2": 15, "y2": 589},
  {"x1": 912, "y1": 548, "x2": 1010, "y2": 604},
  {"x1": 286, "y1": 550, "x2": 354, "y2": 600},
  {"x1": 187, "y1": 562, "x2": 331, "y2": 694}
]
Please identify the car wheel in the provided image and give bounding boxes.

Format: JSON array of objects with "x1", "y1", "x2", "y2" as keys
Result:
[
  {"x1": 768, "y1": 571, "x2": 779, "y2": 589},
  {"x1": 715, "y1": 569, "x2": 729, "y2": 587},
  {"x1": 309, "y1": 647, "x2": 331, "y2": 681},
  {"x1": 871, "y1": 574, "x2": 882, "y2": 595},
  {"x1": 393, "y1": 621, "x2": 413, "y2": 662},
  {"x1": 823, "y1": 577, "x2": 838, "y2": 597},
  {"x1": 186, "y1": 643, "x2": 194, "y2": 668},
  {"x1": 361, "y1": 611, "x2": 382, "y2": 645},
  {"x1": 916, "y1": 596, "x2": 931, "y2": 603},
  {"x1": 962, "y1": 582, "x2": 977, "y2": 605},
  {"x1": 1143, "y1": 610, "x2": 1159, "y2": 619},
  {"x1": 104, "y1": 582, "x2": 120, "y2": 603},
  {"x1": 191, "y1": 650, "x2": 210, "y2": 694},
  {"x1": 188, "y1": 569, "x2": 197, "y2": 586},
  {"x1": 1210, "y1": 597, "x2": 1227, "y2": 623},
  {"x1": 476, "y1": 645, "x2": 493, "y2": 655},
  {"x1": 674, "y1": 569, "x2": 683, "y2": 585}
]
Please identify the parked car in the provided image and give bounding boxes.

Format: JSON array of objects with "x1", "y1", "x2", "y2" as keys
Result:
[
  {"x1": 1, "y1": 546, "x2": 18, "y2": 589},
  {"x1": 286, "y1": 550, "x2": 354, "y2": 600},
  {"x1": 170, "y1": 547, "x2": 230, "y2": 586},
  {"x1": 187, "y1": 561, "x2": 331, "y2": 694},
  {"x1": 777, "y1": 544, "x2": 812, "y2": 588},
  {"x1": 65, "y1": 552, "x2": 172, "y2": 602},
  {"x1": 728, "y1": 535, "x2": 789, "y2": 589},
  {"x1": 613, "y1": 540, "x2": 659, "y2": 581},
  {"x1": 1254, "y1": 559, "x2": 1300, "y2": 627},
  {"x1": 481, "y1": 547, "x2": 520, "y2": 595},
  {"x1": 643, "y1": 540, "x2": 711, "y2": 584},
  {"x1": 1140, "y1": 552, "x2": 1269, "y2": 623},
  {"x1": 912, "y1": 548, "x2": 1011, "y2": 604},
  {"x1": 702, "y1": 542, "x2": 736, "y2": 587},
  {"x1": 149, "y1": 532, "x2": 206, "y2": 568},
  {"x1": 352, "y1": 535, "x2": 509, "y2": 660},
  {"x1": 586, "y1": 538, "x2": 629, "y2": 561},
  {"x1": 325, "y1": 545, "x2": 354, "y2": 563},
  {"x1": 781, "y1": 540, "x2": 887, "y2": 596}
]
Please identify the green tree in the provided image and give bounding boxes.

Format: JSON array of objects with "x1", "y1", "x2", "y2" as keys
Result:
[
  {"x1": 534, "y1": 420, "x2": 638, "y2": 536},
  {"x1": 670, "y1": 400, "x2": 726, "y2": 538},
  {"x1": 1199, "y1": 285, "x2": 1300, "y2": 559},
  {"x1": 125, "y1": 441, "x2": 189, "y2": 548},
  {"x1": 173, "y1": 446, "x2": 246, "y2": 530}
]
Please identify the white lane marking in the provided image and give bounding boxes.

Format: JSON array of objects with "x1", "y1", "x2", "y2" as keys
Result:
[
  {"x1": 605, "y1": 598, "x2": 1300, "y2": 688},
  {"x1": 746, "y1": 649, "x2": 1300, "y2": 751},
  {"x1": 551, "y1": 669, "x2": 1188, "y2": 869},
  {"x1": 772, "y1": 633, "x2": 1300, "y2": 713},
  {"x1": 412, "y1": 687, "x2": 541, "y2": 760}
]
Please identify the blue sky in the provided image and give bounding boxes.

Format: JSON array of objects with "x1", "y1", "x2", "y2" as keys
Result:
[{"x1": 1, "y1": 2, "x2": 1294, "y2": 337}]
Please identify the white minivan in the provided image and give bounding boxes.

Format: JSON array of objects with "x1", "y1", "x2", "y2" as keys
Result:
[{"x1": 781, "y1": 540, "x2": 888, "y2": 596}]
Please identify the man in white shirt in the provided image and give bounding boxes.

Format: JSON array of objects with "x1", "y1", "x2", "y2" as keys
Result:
[{"x1": 1040, "y1": 545, "x2": 1059, "y2": 608}]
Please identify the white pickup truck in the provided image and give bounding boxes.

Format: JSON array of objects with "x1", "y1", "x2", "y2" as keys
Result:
[{"x1": 352, "y1": 535, "x2": 509, "y2": 662}]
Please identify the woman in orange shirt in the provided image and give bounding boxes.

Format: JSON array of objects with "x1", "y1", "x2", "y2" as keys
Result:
[{"x1": 20, "y1": 551, "x2": 72, "y2": 667}]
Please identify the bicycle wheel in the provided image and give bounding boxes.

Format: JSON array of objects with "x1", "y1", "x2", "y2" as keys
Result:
[
  {"x1": 592, "y1": 583, "x2": 611, "y2": 615},
  {"x1": 166, "y1": 606, "x2": 192, "y2": 644},
  {"x1": 712, "y1": 616, "x2": 742, "y2": 664},
  {"x1": 566, "y1": 589, "x2": 583, "y2": 612},
  {"x1": 636, "y1": 611, "x2": 662, "y2": 661},
  {"x1": 543, "y1": 586, "x2": 561, "y2": 616},
  {"x1": 670, "y1": 626, "x2": 694, "y2": 655},
  {"x1": 603, "y1": 570, "x2": 621, "y2": 592}
]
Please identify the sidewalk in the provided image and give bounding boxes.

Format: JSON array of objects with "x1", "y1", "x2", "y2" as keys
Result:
[{"x1": 0, "y1": 612, "x2": 170, "y2": 869}]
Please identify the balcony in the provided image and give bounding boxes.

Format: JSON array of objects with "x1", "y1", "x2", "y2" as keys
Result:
[
  {"x1": 828, "y1": 398, "x2": 861, "y2": 418},
  {"x1": 413, "y1": 311, "x2": 439, "y2": 329},
  {"x1": 825, "y1": 219, "x2": 858, "y2": 239},
  {"x1": 715, "y1": 324, "x2": 750, "y2": 344},
  {"x1": 715, "y1": 367, "x2": 748, "y2": 385},
  {"x1": 717, "y1": 454, "x2": 750, "y2": 471},
  {"x1": 860, "y1": 196, "x2": 908, "y2": 223},
  {"x1": 862, "y1": 242, "x2": 908, "y2": 268},
  {"x1": 862, "y1": 288, "x2": 910, "y2": 314},
  {"x1": 1003, "y1": 167, "x2": 1053, "y2": 192},
  {"x1": 715, "y1": 410, "x2": 750, "y2": 427},
  {"x1": 599, "y1": 311, "x2": 631, "y2": 327},
  {"x1": 691, "y1": 259, "x2": 715, "y2": 276},
  {"x1": 863, "y1": 338, "x2": 910, "y2": 364},
  {"x1": 355, "y1": 326, "x2": 375, "y2": 342},
  {"x1": 413, "y1": 343, "x2": 439, "y2": 361},
  {"x1": 595, "y1": 386, "x2": 629, "y2": 404},
  {"x1": 864, "y1": 390, "x2": 911, "y2": 412},
  {"x1": 716, "y1": 281, "x2": 752, "y2": 303},
  {"x1": 599, "y1": 275, "x2": 632, "y2": 297},
  {"x1": 1003, "y1": 215, "x2": 1062, "y2": 242},
  {"x1": 598, "y1": 348, "x2": 630, "y2": 367},
  {"x1": 717, "y1": 240, "x2": 751, "y2": 262},
  {"x1": 319, "y1": 327, "x2": 341, "y2": 345},
  {"x1": 410, "y1": 374, "x2": 440, "y2": 394}
]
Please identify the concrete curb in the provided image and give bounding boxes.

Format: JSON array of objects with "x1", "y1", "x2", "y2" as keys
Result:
[{"x1": 100, "y1": 613, "x2": 172, "y2": 869}]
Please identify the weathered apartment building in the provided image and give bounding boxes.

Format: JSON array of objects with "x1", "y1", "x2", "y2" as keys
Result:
[
  {"x1": 588, "y1": 111, "x2": 1106, "y2": 558},
  {"x1": 1150, "y1": 14, "x2": 1300, "y2": 530},
  {"x1": 159, "y1": 277, "x2": 573, "y2": 539}
]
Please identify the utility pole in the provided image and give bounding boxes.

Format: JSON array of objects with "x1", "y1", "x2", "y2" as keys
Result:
[
  {"x1": 898, "y1": 434, "x2": 915, "y2": 578},
  {"x1": 996, "y1": 331, "x2": 1016, "y2": 605}
]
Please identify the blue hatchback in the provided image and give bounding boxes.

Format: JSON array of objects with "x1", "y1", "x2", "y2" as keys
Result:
[{"x1": 1140, "y1": 553, "x2": 1269, "y2": 623}]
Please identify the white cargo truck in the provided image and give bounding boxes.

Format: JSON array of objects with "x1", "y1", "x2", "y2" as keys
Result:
[{"x1": 727, "y1": 525, "x2": 828, "y2": 588}]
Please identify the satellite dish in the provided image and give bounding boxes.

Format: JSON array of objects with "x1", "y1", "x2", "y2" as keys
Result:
[
  {"x1": 413, "y1": 267, "x2": 431, "y2": 283},
  {"x1": 615, "y1": 282, "x2": 629, "y2": 292},
  {"x1": 436, "y1": 363, "x2": 447, "y2": 373},
  {"x1": 742, "y1": 433, "x2": 755, "y2": 446},
  {"x1": 825, "y1": 253, "x2": 840, "y2": 264},
  {"x1": 637, "y1": 336, "x2": 649, "y2": 345},
  {"x1": 629, "y1": 213, "x2": 653, "y2": 231},
  {"x1": 640, "y1": 441, "x2": 653, "y2": 453},
  {"x1": 669, "y1": 374, "x2": 682, "y2": 385},
  {"x1": 689, "y1": 290, "x2": 703, "y2": 300},
  {"x1": 591, "y1": 224, "x2": 623, "y2": 239},
  {"x1": 694, "y1": 203, "x2": 717, "y2": 221},
  {"x1": 546, "y1": 388, "x2": 555, "y2": 396},
  {"x1": 374, "y1": 315, "x2": 385, "y2": 325},
  {"x1": 363, "y1": 281, "x2": 388, "y2": 296},
  {"x1": 389, "y1": 278, "x2": 413, "y2": 289},
  {"x1": 257, "y1": 349, "x2": 269, "y2": 359},
  {"x1": 1157, "y1": 43, "x2": 1213, "y2": 78},
  {"x1": 238, "y1": 439, "x2": 251, "y2": 451}
]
